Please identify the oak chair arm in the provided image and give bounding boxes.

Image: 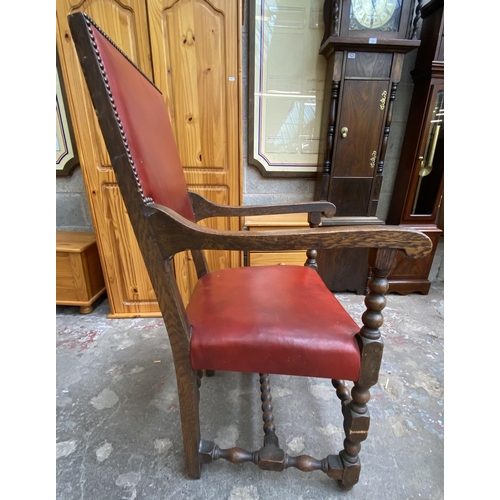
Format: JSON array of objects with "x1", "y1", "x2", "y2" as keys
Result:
[
  {"x1": 187, "y1": 191, "x2": 336, "y2": 221},
  {"x1": 147, "y1": 204, "x2": 433, "y2": 261}
]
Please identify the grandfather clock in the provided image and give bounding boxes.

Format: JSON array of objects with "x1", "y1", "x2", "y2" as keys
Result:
[
  {"x1": 314, "y1": 0, "x2": 421, "y2": 293},
  {"x1": 386, "y1": 0, "x2": 444, "y2": 294}
]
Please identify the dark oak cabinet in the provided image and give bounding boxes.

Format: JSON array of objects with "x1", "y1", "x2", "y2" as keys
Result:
[
  {"x1": 314, "y1": 0, "x2": 420, "y2": 293},
  {"x1": 386, "y1": 0, "x2": 444, "y2": 294}
]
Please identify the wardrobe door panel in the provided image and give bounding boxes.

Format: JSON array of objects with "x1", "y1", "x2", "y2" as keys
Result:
[{"x1": 148, "y1": 0, "x2": 242, "y2": 303}]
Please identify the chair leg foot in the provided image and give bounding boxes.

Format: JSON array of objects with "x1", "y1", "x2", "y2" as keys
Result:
[
  {"x1": 338, "y1": 450, "x2": 361, "y2": 489},
  {"x1": 177, "y1": 366, "x2": 202, "y2": 479},
  {"x1": 337, "y1": 381, "x2": 371, "y2": 488},
  {"x1": 186, "y1": 468, "x2": 202, "y2": 479},
  {"x1": 338, "y1": 482, "x2": 355, "y2": 491}
]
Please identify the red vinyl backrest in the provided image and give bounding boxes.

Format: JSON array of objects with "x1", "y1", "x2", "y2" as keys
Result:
[{"x1": 90, "y1": 24, "x2": 196, "y2": 223}]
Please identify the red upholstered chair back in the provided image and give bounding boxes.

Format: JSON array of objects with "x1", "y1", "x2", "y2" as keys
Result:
[{"x1": 88, "y1": 21, "x2": 196, "y2": 223}]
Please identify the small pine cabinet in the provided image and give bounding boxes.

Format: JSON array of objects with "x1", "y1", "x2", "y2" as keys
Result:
[
  {"x1": 243, "y1": 214, "x2": 310, "y2": 267},
  {"x1": 56, "y1": 231, "x2": 106, "y2": 314}
]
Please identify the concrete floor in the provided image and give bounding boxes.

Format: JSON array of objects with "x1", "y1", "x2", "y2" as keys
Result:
[{"x1": 56, "y1": 283, "x2": 444, "y2": 499}]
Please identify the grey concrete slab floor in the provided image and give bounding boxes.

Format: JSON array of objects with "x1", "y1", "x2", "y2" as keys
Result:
[{"x1": 56, "y1": 284, "x2": 444, "y2": 499}]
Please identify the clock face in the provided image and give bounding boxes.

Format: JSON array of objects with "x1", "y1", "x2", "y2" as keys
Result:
[{"x1": 349, "y1": 0, "x2": 402, "y2": 31}]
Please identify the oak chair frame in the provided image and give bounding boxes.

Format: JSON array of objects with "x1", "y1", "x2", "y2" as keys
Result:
[{"x1": 68, "y1": 12, "x2": 432, "y2": 490}]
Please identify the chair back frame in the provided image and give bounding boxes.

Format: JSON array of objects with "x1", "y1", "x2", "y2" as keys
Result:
[{"x1": 68, "y1": 13, "x2": 204, "y2": 475}]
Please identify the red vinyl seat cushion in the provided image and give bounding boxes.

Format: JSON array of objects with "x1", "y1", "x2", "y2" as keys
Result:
[{"x1": 187, "y1": 266, "x2": 361, "y2": 381}]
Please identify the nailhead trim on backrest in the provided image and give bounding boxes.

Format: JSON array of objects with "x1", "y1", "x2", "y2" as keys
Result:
[{"x1": 83, "y1": 12, "x2": 160, "y2": 205}]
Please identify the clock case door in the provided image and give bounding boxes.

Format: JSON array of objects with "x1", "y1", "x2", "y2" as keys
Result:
[{"x1": 324, "y1": 51, "x2": 397, "y2": 218}]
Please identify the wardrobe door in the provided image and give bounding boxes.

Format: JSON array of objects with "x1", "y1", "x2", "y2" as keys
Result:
[{"x1": 147, "y1": 0, "x2": 242, "y2": 304}]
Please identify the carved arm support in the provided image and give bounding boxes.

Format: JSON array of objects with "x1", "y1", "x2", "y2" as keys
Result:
[
  {"x1": 147, "y1": 204, "x2": 433, "y2": 261},
  {"x1": 187, "y1": 191, "x2": 336, "y2": 221}
]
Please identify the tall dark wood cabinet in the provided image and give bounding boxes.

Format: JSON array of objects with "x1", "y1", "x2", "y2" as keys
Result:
[
  {"x1": 314, "y1": 0, "x2": 421, "y2": 293},
  {"x1": 386, "y1": 0, "x2": 444, "y2": 294}
]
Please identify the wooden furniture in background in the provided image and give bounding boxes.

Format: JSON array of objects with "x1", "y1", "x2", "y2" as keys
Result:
[
  {"x1": 243, "y1": 214, "x2": 310, "y2": 266},
  {"x1": 147, "y1": 0, "x2": 242, "y2": 305},
  {"x1": 247, "y1": 0, "x2": 327, "y2": 177},
  {"x1": 56, "y1": 0, "x2": 242, "y2": 316},
  {"x1": 69, "y1": 12, "x2": 433, "y2": 487},
  {"x1": 386, "y1": 0, "x2": 444, "y2": 294},
  {"x1": 56, "y1": 50, "x2": 79, "y2": 177},
  {"x1": 56, "y1": 231, "x2": 106, "y2": 314},
  {"x1": 314, "y1": 0, "x2": 421, "y2": 294}
]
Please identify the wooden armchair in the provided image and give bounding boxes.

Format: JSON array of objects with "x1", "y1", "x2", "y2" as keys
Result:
[{"x1": 68, "y1": 12, "x2": 432, "y2": 490}]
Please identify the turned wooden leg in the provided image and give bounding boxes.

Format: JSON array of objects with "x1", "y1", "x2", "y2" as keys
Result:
[
  {"x1": 305, "y1": 249, "x2": 318, "y2": 270},
  {"x1": 332, "y1": 379, "x2": 350, "y2": 402},
  {"x1": 305, "y1": 217, "x2": 319, "y2": 270},
  {"x1": 338, "y1": 382, "x2": 370, "y2": 489},
  {"x1": 79, "y1": 305, "x2": 93, "y2": 314},
  {"x1": 333, "y1": 380, "x2": 365, "y2": 489},
  {"x1": 338, "y1": 248, "x2": 397, "y2": 489}
]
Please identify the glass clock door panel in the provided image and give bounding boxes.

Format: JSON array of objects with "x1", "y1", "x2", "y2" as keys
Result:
[
  {"x1": 349, "y1": 0, "x2": 403, "y2": 32},
  {"x1": 338, "y1": 0, "x2": 414, "y2": 39},
  {"x1": 408, "y1": 88, "x2": 444, "y2": 218}
]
